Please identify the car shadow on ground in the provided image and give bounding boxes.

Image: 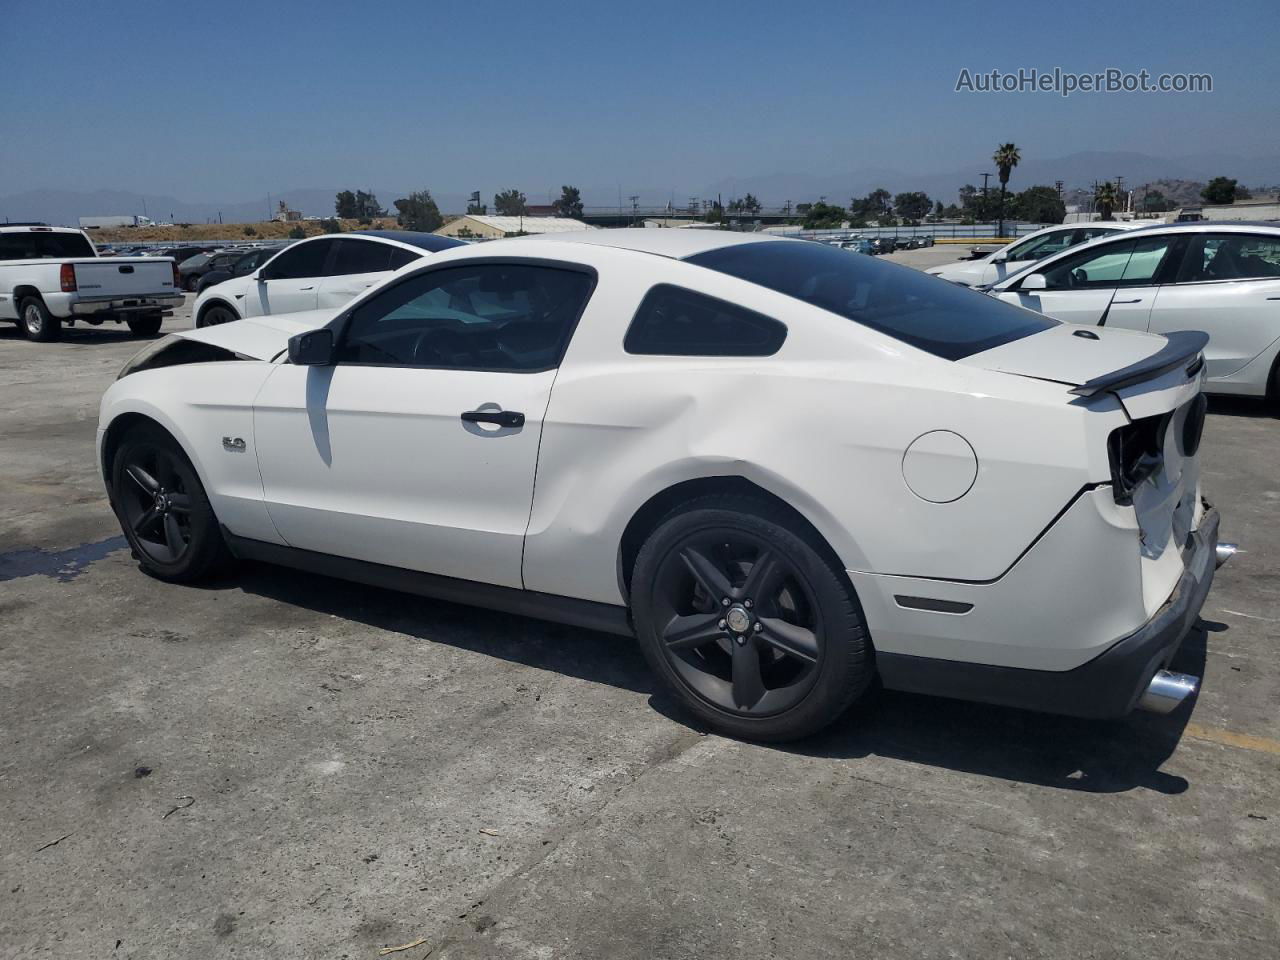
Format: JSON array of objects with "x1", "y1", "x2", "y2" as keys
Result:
[
  {"x1": 213, "y1": 560, "x2": 1210, "y2": 796},
  {"x1": 0, "y1": 325, "x2": 159, "y2": 345},
  {"x1": 1207, "y1": 395, "x2": 1276, "y2": 419}
]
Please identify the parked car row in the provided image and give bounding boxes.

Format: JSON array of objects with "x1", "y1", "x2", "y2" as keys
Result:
[{"x1": 986, "y1": 221, "x2": 1280, "y2": 398}]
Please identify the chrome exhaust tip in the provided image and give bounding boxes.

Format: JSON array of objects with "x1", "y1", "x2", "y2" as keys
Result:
[
  {"x1": 1138, "y1": 670, "x2": 1199, "y2": 714},
  {"x1": 1215, "y1": 542, "x2": 1238, "y2": 569}
]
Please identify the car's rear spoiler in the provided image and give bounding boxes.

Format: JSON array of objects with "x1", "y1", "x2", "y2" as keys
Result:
[{"x1": 1069, "y1": 330, "x2": 1209, "y2": 397}]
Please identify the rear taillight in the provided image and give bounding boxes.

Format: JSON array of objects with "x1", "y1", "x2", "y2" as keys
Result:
[
  {"x1": 1107, "y1": 413, "x2": 1170, "y2": 505},
  {"x1": 60, "y1": 263, "x2": 77, "y2": 292},
  {"x1": 171, "y1": 261, "x2": 181, "y2": 289}
]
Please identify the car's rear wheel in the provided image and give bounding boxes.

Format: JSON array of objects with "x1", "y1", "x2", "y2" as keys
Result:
[
  {"x1": 185, "y1": 275, "x2": 201, "y2": 292},
  {"x1": 110, "y1": 425, "x2": 231, "y2": 582},
  {"x1": 631, "y1": 495, "x2": 873, "y2": 741},
  {"x1": 198, "y1": 303, "x2": 239, "y2": 327},
  {"x1": 126, "y1": 312, "x2": 164, "y2": 337},
  {"x1": 18, "y1": 297, "x2": 60, "y2": 342}
]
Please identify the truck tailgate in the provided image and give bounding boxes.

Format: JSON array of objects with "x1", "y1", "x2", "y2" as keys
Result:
[{"x1": 71, "y1": 258, "x2": 177, "y2": 297}]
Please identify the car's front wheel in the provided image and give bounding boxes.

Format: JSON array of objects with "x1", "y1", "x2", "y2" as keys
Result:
[
  {"x1": 631, "y1": 495, "x2": 873, "y2": 741},
  {"x1": 198, "y1": 303, "x2": 239, "y2": 327},
  {"x1": 110, "y1": 425, "x2": 231, "y2": 582}
]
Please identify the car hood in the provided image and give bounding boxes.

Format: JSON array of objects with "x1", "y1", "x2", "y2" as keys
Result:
[
  {"x1": 177, "y1": 309, "x2": 338, "y2": 360},
  {"x1": 926, "y1": 259, "x2": 987, "y2": 284}
]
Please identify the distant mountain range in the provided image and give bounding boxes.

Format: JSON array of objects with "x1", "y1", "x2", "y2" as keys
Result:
[{"x1": 3, "y1": 150, "x2": 1276, "y2": 225}]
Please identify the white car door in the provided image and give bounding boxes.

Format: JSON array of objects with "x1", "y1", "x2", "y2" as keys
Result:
[
  {"x1": 241, "y1": 238, "x2": 336, "y2": 318},
  {"x1": 996, "y1": 234, "x2": 1170, "y2": 328},
  {"x1": 315, "y1": 238, "x2": 421, "y2": 309},
  {"x1": 1146, "y1": 232, "x2": 1280, "y2": 381},
  {"x1": 252, "y1": 260, "x2": 596, "y2": 588}
]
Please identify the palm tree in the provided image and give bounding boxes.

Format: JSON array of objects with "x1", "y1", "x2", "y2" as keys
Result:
[
  {"x1": 992, "y1": 143, "x2": 1021, "y2": 237},
  {"x1": 1094, "y1": 182, "x2": 1118, "y2": 221}
]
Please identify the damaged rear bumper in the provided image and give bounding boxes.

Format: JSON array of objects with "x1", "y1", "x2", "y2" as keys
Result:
[{"x1": 875, "y1": 506, "x2": 1220, "y2": 718}]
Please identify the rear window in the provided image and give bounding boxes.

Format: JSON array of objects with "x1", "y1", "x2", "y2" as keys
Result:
[
  {"x1": 0, "y1": 231, "x2": 96, "y2": 260},
  {"x1": 685, "y1": 241, "x2": 1057, "y2": 361}
]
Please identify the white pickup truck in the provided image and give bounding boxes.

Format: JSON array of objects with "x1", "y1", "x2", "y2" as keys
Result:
[{"x1": 0, "y1": 225, "x2": 183, "y2": 342}]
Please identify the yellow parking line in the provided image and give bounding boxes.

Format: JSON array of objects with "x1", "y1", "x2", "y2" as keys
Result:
[{"x1": 1184, "y1": 722, "x2": 1280, "y2": 756}]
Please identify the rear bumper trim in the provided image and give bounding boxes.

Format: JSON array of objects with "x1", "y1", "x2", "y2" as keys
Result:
[{"x1": 877, "y1": 506, "x2": 1220, "y2": 718}]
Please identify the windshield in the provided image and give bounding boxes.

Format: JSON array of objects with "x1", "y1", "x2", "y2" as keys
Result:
[
  {"x1": 0, "y1": 231, "x2": 96, "y2": 260},
  {"x1": 685, "y1": 241, "x2": 1057, "y2": 361}
]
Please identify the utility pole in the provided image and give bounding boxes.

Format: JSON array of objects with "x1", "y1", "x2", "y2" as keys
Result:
[
  {"x1": 1115, "y1": 177, "x2": 1125, "y2": 215},
  {"x1": 979, "y1": 172, "x2": 993, "y2": 224},
  {"x1": 1054, "y1": 180, "x2": 1064, "y2": 199},
  {"x1": 629, "y1": 195, "x2": 639, "y2": 227}
]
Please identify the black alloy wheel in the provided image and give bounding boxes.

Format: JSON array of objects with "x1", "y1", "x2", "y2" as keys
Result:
[
  {"x1": 110, "y1": 426, "x2": 231, "y2": 581},
  {"x1": 116, "y1": 443, "x2": 195, "y2": 564},
  {"x1": 632, "y1": 495, "x2": 873, "y2": 741},
  {"x1": 653, "y1": 530, "x2": 823, "y2": 716}
]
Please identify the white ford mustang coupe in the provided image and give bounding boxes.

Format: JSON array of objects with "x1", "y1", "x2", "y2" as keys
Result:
[{"x1": 98, "y1": 230, "x2": 1230, "y2": 740}]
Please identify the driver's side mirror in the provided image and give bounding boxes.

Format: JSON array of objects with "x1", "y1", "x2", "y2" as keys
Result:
[
  {"x1": 991, "y1": 251, "x2": 1008, "y2": 263},
  {"x1": 1020, "y1": 273, "x2": 1048, "y2": 291},
  {"x1": 288, "y1": 328, "x2": 335, "y2": 366}
]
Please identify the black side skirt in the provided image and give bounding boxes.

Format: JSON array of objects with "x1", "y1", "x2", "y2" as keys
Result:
[{"x1": 222, "y1": 531, "x2": 634, "y2": 638}]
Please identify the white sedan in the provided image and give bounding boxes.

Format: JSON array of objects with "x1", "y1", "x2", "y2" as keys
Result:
[
  {"x1": 990, "y1": 222, "x2": 1280, "y2": 398},
  {"x1": 926, "y1": 222, "x2": 1142, "y2": 287},
  {"x1": 190, "y1": 230, "x2": 463, "y2": 328},
  {"x1": 98, "y1": 230, "x2": 1227, "y2": 740}
]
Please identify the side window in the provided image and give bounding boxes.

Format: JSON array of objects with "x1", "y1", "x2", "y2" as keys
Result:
[
  {"x1": 1008, "y1": 229, "x2": 1074, "y2": 262},
  {"x1": 1175, "y1": 234, "x2": 1280, "y2": 283},
  {"x1": 336, "y1": 263, "x2": 594, "y2": 371},
  {"x1": 624, "y1": 284, "x2": 787, "y2": 356},
  {"x1": 388, "y1": 247, "x2": 422, "y2": 270},
  {"x1": 330, "y1": 238, "x2": 394, "y2": 276},
  {"x1": 1116, "y1": 236, "x2": 1175, "y2": 286},
  {"x1": 261, "y1": 240, "x2": 332, "y2": 280},
  {"x1": 1075, "y1": 226, "x2": 1120, "y2": 243},
  {"x1": 1038, "y1": 239, "x2": 1137, "y2": 290}
]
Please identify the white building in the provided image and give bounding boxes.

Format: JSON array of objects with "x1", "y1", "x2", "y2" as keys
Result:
[{"x1": 434, "y1": 215, "x2": 596, "y2": 239}]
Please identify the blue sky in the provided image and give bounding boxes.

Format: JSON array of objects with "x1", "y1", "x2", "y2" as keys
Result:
[{"x1": 3, "y1": 0, "x2": 1276, "y2": 203}]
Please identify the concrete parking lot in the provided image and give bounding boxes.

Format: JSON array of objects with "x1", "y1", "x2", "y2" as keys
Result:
[{"x1": 2, "y1": 276, "x2": 1277, "y2": 960}]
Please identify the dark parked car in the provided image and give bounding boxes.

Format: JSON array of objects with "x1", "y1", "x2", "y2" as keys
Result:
[
  {"x1": 158, "y1": 246, "x2": 213, "y2": 266},
  {"x1": 195, "y1": 245, "x2": 287, "y2": 293},
  {"x1": 871, "y1": 237, "x2": 896, "y2": 254},
  {"x1": 178, "y1": 250, "x2": 242, "y2": 291}
]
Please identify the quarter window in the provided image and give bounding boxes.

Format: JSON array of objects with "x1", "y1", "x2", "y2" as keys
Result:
[
  {"x1": 624, "y1": 284, "x2": 787, "y2": 356},
  {"x1": 337, "y1": 263, "x2": 594, "y2": 371},
  {"x1": 388, "y1": 247, "x2": 421, "y2": 270}
]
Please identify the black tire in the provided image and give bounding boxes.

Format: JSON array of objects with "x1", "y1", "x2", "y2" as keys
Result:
[
  {"x1": 126, "y1": 312, "x2": 164, "y2": 337},
  {"x1": 185, "y1": 274, "x2": 201, "y2": 292},
  {"x1": 631, "y1": 494, "x2": 872, "y2": 741},
  {"x1": 18, "y1": 296, "x2": 60, "y2": 342},
  {"x1": 198, "y1": 302, "x2": 239, "y2": 328},
  {"x1": 110, "y1": 425, "x2": 232, "y2": 583}
]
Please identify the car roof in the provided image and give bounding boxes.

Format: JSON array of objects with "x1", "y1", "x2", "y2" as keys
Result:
[
  {"x1": 533, "y1": 227, "x2": 783, "y2": 260},
  {"x1": 1130, "y1": 220, "x2": 1280, "y2": 234},
  {"x1": 348, "y1": 230, "x2": 465, "y2": 252}
]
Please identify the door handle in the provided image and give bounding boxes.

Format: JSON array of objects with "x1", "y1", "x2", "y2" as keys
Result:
[
  {"x1": 299, "y1": 285, "x2": 315, "y2": 291},
  {"x1": 461, "y1": 409, "x2": 525, "y2": 428},
  {"x1": 1112, "y1": 298, "x2": 1143, "y2": 304}
]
